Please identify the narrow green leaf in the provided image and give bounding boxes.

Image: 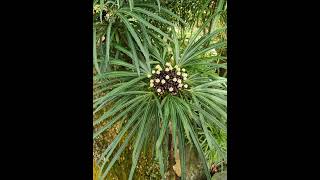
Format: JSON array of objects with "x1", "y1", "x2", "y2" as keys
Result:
[
  {"x1": 104, "y1": 21, "x2": 113, "y2": 72},
  {"x1": 94, "y1": 71, "x2": 138, "y2": 81},
  {"x1": 117, "y1": 13, "x2": 149, "y2": 68},
  {"x1": 195, "y1": 93, "x2": 227, "y2": 120},
  {"x1": 172, "y1": 29, "x2": 180, "y2": 65},
  {"x1": 119, "y1": 9, "x2": 171, "y2": 41},
  {"x1": 156, "y1": 97, "x2": 170, "y2": 177},
  {"x1": 192, "y1": 95, "x2": 225, "y2": 159},
  {"x1": 156, "y1": 0, "x2": 161, "y2": 11},
  {"x1": 193, "y1": 79, "x2": 227, "y2": 89},
  {"x1": 183, "y1": 41, "x2": 227, "y2": 65},
  {"x1": 116, "y1": 0, "x2": 120, "y2": 8},
  {"x1": 186, "y1": 119, "x2": 211, "y2": 180},
  {"x1": 139, "y1": 23, "x2": 151, "y2": 70},
  {"x1": 93, "y1": 76, "x2": 146, "y2": 113},
  {"x1": 128, "y1": 101, "x2": 152, "y2": 180},
  {"x1": 126, "y1": 31, "x2": 141, "y2": 76},
  {"x1": 135, "y1": 4, "x2": 187, "y2": 25},
  {"x1": 97, "y1": 103, "x2": 146, "y2": 166},
  {"x1": 192, "y1": 103, "x2": 226, "y2": 132},
  {"x1": 177, "y1": 116, "x2": 186, "y2": 180},
  {"x1": 129, "y1": 0, "x2": 133, "y2": 11},
  {"x1": 99, "y1": 0, "x2": 104, "y2": 22},
  {"x1": 182, "y1": 14, "x2": 221, "y2": 58},
  {"x1": 131, "y1": 7, "x2": 176, "y2": 27},
  {"x1": 182, "y1": 29, "x2": 226, "y2": 64},
  {"x1": 170, "y1": 100, "x2": 178, "y2": 157},
  {"x1": 99, "y1": 123, "x2": 137, "y2": 179},
  {"x1": 93, "y1": 100, "x2": 141, "y2": 139},
  {"x1": 93, "y1": 27, "x2": 100, "y2": 74},
  {"x1": 194, "y1": 88, "x2": 227, "y2": 95},
  {"x1": 196, "y1": 91, "x2": 227, "y2": 106},
  {"x1": 93, "y1": 94, "x2": 148, "y2": 127},
  {"x1": 172, "y1": 98, "x2": 192, "y2": 146},
  {"x1": 114, "y1": 44, "x2": 134, "y2": 59},
  {"x1": 109, "y1": 58, "x2": 136, "y2": 70}
]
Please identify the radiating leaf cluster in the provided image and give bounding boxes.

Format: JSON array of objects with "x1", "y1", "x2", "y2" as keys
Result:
[{"x1": 93, "y1": 0, "x2": 227, "y2": 179}]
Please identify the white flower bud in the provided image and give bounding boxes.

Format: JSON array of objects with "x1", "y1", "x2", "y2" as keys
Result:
[
  {"x1": 165, "y1": 62, "x2": 171, "y2": 66},
  {"x1": 177, "y1": 79, "x2": 182, "y2": 84},
  {"x1": 156, "y1": 70, "x2": 161, "y2": 74},
  {"x1": 157, "y1": 88, "x2": 162, "y2": 93},
  {"x1": 155, "y1": 65, "x2": 161, "y2": 69},
  {"x1": 178, "y1": 83, "x2": 183, "y2": 88},
  {"x1": 152, "y1": 70, "x2": 155, "y2": 74},
  {"x1": 169, "y1": 87, "x2": 173, "y2": 92},
  {"x1": 147, "y1": 74, "x2": 152, "y2": 78},
  {"x1": 161, "y1": 79, "x2": 166, "y2": 84},
  {"x1": 174, "y1": 65, "x2": 179, "y2": 69},
  {"x1": 173, "y1": 78, "x2": 177, "y2": 82},
  {"x1": 182, "y1": 73, "x2": 188, "y2": 77},
  {"x1": 150, "y1": 79, "x2": 154, "y2": 83},
  {"x1": 169, "y1": 66, "x2": 173, "y2": 70},
  {"x1": 183, "y1": 77, "x2": 187, "y2": 80},
  {"x1": 165, "y1": 68, "x2": 169, "y2": 72},
  {"x1": 177, "y1": 72, "x2": 181, "y2": 76},
  {"x1": 184, "y1": 84, "x2": 188, "y2": 88},
  {"x1": 155, "y1": 79, "x2": 160, "y2": 83},
  {"x1": 176, "y1": 68, "x2": 181, "y2": 71},
  {"x1": 165, "y1": 75, "x2": 170, "y2": 79},
  {"x1": 150, "y1": 83, "x2": 154, "y2": 87},
  {"x1": 182, "y1": 68, "x2": 186, "y2": 72}
]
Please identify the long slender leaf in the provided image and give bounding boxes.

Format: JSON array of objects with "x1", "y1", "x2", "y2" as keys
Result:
[
  {"x1": 99, "y1": 123, "x2": 137, "y2": 180},
  {"x1": 192, "y1": 103, "x2": 226, "y2": 132},
  {"x1": 128, "y1": 101, "x2": 152, "y2": 180},
  {"x1": 117, "y1": 13, "x2": 149, "y2": 69},
  {"x1": 170, "y1": 99, "x2": 178, "y2": 157},
  {"x1": 131, "y1": 7, "x2": 176, "y2": 27},
  {"x1": 119, "y1": 9, "x2": 171, "y2": 41},
  {"x1": 182, "y1": 14, "x2": 221, "y2": 58},
  {"x1": 94, "y1": 76, "x2": 146, "y2": 113},
  {"x1": 93, "y1": 27, "x2": 100, "y2": 74},
  {"x1": 135, "y1": 4, "x2": 187, "y2": 25},
  {"x1": 103, "y1": 21, "x2": 113, "y2": 72},
  {"x1": 185, "y1": 115, "x2": 211, "y2": 180},
  {"x1": 177, "y1": 113, "x2": 186, "y2": 180},
  {"x1": 172, "y1": 29, "x2": 180, "y2": 65},
  {"x1": 99, "y1": 0, "x2": 104, "y2": 22},
  {"x1": 156, "y1": 98, "x2": 170, "y2": 177},
  {"x1": 97, "y1": 101, "x2": 147, "y2": 166},
  {"x1": 182, "y1": 29, "x2": 226, "y2": 64},
  {"x1": 126, "y1": 31, "x2": 141, "y2": 76},
  {"x1": 109, "y1": 58, "x2": 136, "y2": 70},
  {"x1": 94, "y1": 71, "x2": 138, "y2": 81},
  {"x1": 93, "y1": 93, "x2": 148, "y2": 127},
  {"x1": 183, "y1": 41, "x2": 227, "y2": 65}
]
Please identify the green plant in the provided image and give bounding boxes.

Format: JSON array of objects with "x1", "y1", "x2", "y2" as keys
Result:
[
  {"x1": 93, "y1": 1, "x2": 227, "y2": 180},
  {"x1": 93, "y1": 0, "x2": 185, "y2": 75}
]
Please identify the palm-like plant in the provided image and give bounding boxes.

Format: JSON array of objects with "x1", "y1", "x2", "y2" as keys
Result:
[{"x1": 93, "y1": 7, "x2": 227, "y2": 178}]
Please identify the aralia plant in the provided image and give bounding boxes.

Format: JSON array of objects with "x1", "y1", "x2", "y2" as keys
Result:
[{"x1": 93, "y1": 15, "x2": 227, "y2": 179}]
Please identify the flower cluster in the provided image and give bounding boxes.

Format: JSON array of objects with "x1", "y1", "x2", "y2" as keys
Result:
[{"x1": 147, "y1": 62, "x2": 188, "y2": 96}]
